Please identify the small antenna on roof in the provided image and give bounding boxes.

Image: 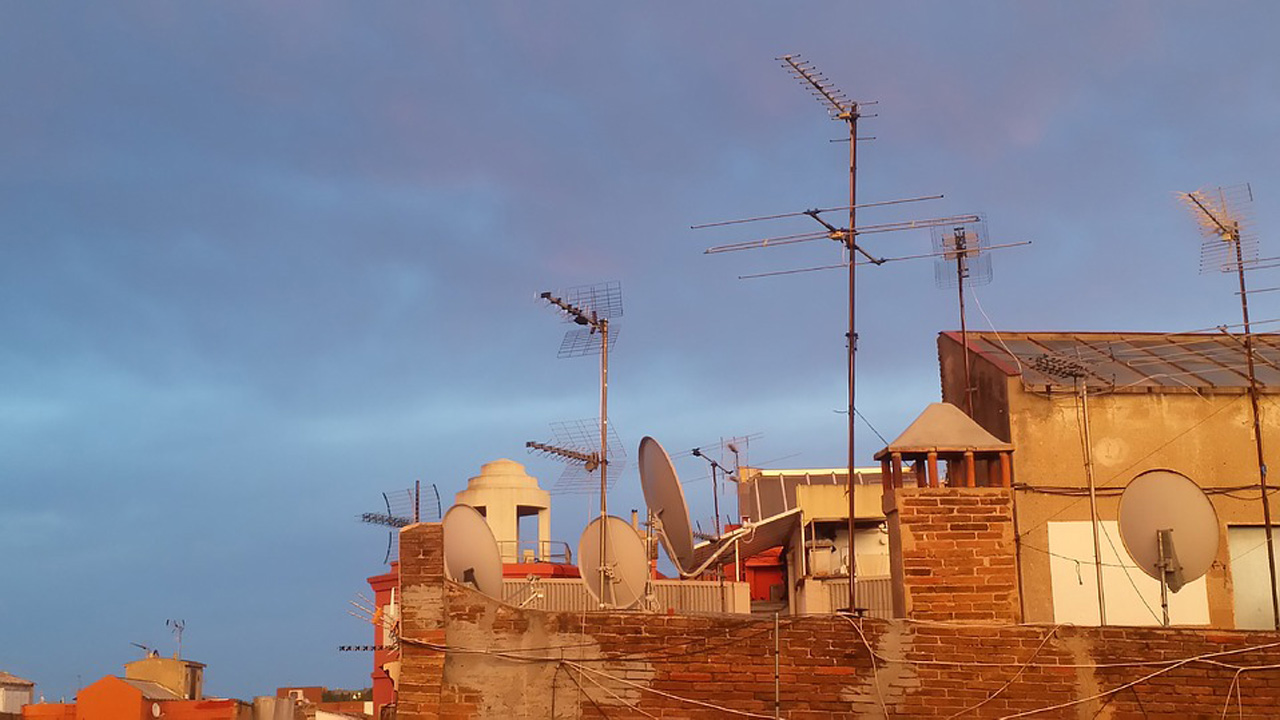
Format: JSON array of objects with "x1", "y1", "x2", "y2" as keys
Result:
[
  {"x1": 932, "y1": 217, "x2": 999, "y2": 416},
  {"x1": 361, "y1": 484, "x2": 439, "y2": 563},
  {"x1": 1031, "y1": 352, "x2": 1107, "y2": 625},
  {"x1": 1180, "y1": 183, "x2": 1279, "y2": 630},
  {"x1": 166, "y1": 619, "x2": 185, "y2": 659}
]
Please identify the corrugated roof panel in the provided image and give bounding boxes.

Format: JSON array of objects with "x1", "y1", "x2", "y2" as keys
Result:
[{"x1": 962, "y1": 331, "x2": 1280, "y2": 392}]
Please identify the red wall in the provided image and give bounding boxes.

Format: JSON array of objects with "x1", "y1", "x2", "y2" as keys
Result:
[
  {"x1": 20, "y1": 705, "x2": 74, "y2": 720},
  {"x1": 75, "y1": 677, "x2": 147, "y2": 720}
]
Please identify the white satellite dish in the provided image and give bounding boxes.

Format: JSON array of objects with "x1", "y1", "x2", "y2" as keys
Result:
[
  {"x1": 577, "y1": 515, "x2": 649, "y2": 609},
  {"x1": 1118, "y1": 469, "x2": 1220, "y2": 624},
  {"x1": 638, "y1": 436, "x2": 695, "y2": 572},
  {"x1": 442, "y1": 504, "x2": 504, "y2": 599}
]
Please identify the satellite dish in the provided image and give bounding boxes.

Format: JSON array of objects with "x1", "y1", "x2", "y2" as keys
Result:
[
  {"x1": 577, "y1": 515, "x2": 649, "y2": 609},
  {"x1": 638, "y1": 436, "x2": 695, "y2": 571},
  {"x1": 442, "y1": 504, "x2": 504, "y2": 598},
  {"x1": 1118, "y1": 469, "x2": 1220, "y2": 592}
]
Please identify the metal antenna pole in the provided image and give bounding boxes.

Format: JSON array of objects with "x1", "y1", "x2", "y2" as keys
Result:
[
  {"x1": 599, "y1": 317, "x2": 610, "y2": 606},
  {"x1": 1233, "y1": 224, "x2": 1279, "y2": 630},
  {"x1": 844, "y1": 101, "x2": 860, "y2": 613},
  {"x1": 954, "y1": 228, "x2": 973, "y2": 416},
  {"x1": 1183, "y1": 187, "x2": 1279, "y2": 630},
  {"x1": 1078, "y1": 376, "x2": 1107, "y2": 625}
]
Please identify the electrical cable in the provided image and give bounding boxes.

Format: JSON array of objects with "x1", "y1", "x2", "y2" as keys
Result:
[
  {"x1": 839, "y1": 615, "x2": 888, "y2": 718},
  {"x1": 945, "y1": 624, "x2": 1062, "y2": 719}
]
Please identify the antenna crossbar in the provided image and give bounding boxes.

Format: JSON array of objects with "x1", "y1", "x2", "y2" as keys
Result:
[
  {"x1": 691, "y1": 194, "x2": 943, "y2": 229},
  {"x1": 526, "y1": 440, "x2": 601, "y2": 471},
  {"x1": 704, "y1": 214, "x2": 983, "y2": 255}
]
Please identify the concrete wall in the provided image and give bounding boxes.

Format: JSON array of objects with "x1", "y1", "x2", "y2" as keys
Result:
[
  {"x1": 125, "y1": 657, "x2": 203, "y2": 700},
  {"x1": 397, "y1": 521, "x2": 1280, "y2": 719},
  {"x1": 940, "y1": 333, "x2": 1280, "y2": 626}
]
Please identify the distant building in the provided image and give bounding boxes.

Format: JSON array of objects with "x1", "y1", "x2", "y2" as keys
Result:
[
  {"x1": 124, "y1": 655, "x2": 205, "y2": 700},
  {"x1": 0, "y1": 672, "x2": 34, "y2": 714},
  {"x1": 21, "y1": 674, "x2": 251, "y2": 720},
  {"x1": 940, "y1": 329, "x2": 1280, "y2": 628}
]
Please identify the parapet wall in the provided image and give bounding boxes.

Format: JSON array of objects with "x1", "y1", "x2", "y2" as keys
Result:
[{"x1": 398, "y1": 523, "x2": 1280, "y2": 719}]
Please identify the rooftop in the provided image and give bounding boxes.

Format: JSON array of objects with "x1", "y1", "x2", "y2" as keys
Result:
[
  {"x1": 947, "y1": 330, "x2": 1280, "y2": 392},
  {"x1": 0, "y1": 671, "x2": 33, "y2": 687}
]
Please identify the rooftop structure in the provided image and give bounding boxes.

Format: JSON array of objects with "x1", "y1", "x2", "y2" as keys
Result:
[
  {"x1": 940, "y1": 330, "x2": 1280, "y2": 628},
  {"x1": 453, "y1": 459, "x2": 551, "y2": 564}
]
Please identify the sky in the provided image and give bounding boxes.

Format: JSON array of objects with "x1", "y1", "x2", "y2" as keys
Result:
[{"x1": 4, "y1": 0, "x2": 1280, "y2": 702}]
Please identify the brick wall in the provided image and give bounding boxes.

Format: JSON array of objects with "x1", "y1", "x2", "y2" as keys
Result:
[
  {"x1": 398, "y1": 523, "x2": 447, "y2": 719},
  {"x1": 886, "y1": 487, "x2": 1021, "y2": 623},
  {"x1": 396, "y1": 522, "x2": 1280, "y2": 719}
]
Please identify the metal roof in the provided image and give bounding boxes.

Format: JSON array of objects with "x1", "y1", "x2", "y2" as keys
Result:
[
  {"x1": 119, "y1": 678, "x2": 184, "y2": 700},
  {"x1": 689, "y1": 508, "x2": 801, "y2": 569},
  {"x1": 947, "y1": 330, "x2": 1280, "y2": 392}
]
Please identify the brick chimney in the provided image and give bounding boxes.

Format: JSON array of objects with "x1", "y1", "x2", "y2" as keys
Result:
[{"x1": 884, "y1": 487, "x2": 1021, "y2": 623}]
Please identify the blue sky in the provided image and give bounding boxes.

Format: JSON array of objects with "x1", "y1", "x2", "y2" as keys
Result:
[{"x1": 4, "y1": 1, "x2": 1280, "y2": 701}]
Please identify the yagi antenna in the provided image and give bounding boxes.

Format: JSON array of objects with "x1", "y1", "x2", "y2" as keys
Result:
[
  {"x1": 534, "y1": 281, "x2": 622, "y2": 600},
  {"x1": 1180, "y1": 182, "x2": 1279, "y2": 630},
  {"x1": 696, "y1": 53, "x2": 1005, "y2": 611},
  {"x1": 361, "y1": 482, "x2": 438, "y2": 563},
  {"x1": 527, "y1": 418, "x2": 627, "y2": 495}
]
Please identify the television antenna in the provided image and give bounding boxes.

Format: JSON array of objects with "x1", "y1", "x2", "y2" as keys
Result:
[
  {"x1": 1030, "y1": 352, "x2": 1109, "y2": 625},
  {"x1": 695, "y1": 54, "x2": 1020, "y2": 610},
  {"x1": 689, "y1": 447, "x2": 734, "y2": 539},
  {"x1": 533, "y1": 281, "x2": 622, "y2": 600},
  {"x1": 442, "y1": 504, "x2": 504, "y2": 599},
  {"x1": 527, "y1": 418, "x2": 626, "y2": 495},
  {"x1": 1118, "y1": 469, "x2": 1220, "y2": 626},
  {"x1": 1180, "y1": 183, "x2": 1279, "y2": 630},
  {"x1": 166, "y1": 619, "x2": 185, "y2": 659},
  {"x1": 933, "y1": 218, "x2": 1005, "y2": 416},
  {"x1": 361, "y1": 482, "x2": 440, "y2": 563}
]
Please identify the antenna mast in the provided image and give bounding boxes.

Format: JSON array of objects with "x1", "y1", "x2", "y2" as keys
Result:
[
  {"x1": 932, "y1": 219, "x2": 995, "y2": 416},
  {"x1": 1031, "y1": 353, "x2": 1107, "y2": 625},
  {"x1": 166, "y1": 619, "x2": 185, "y2": 659},
  {"x1": 1181, "y1": 184, "x2": 1279, "y2": 630},
  {"x1": 779, "y1": 54, "x2": 862, "y2": 613},
  {"x1": 532, "y1": 282, "x2": 623, "y2": 606}
]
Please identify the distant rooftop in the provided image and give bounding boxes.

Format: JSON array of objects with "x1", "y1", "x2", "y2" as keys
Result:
[
  {"x1": 0, "y1": 671, "x2": 33, "y2": 687},
  {"x1": 948, "y1": 330, "x2": 1280, "y2": 392},
  {"x1": 120, "y1": 678, "x2": 183, "y2": 700}
]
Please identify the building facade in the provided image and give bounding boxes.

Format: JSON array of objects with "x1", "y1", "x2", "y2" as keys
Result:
[{"x1": 940, "y1": 330, "x2": 1280, "y2": 627}]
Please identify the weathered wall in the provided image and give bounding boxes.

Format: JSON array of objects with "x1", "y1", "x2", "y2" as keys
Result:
[
  {"x1": 399, "y1": 522, "x2": 1280, "y2": 719},
  {"x1": 939, "y1": 332, "x2": 1279, "y2": 626}
]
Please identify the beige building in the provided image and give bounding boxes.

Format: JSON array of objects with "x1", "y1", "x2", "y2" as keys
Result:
[
  {"x1": 453, "y1": 459, "x2": 551, "y2": 563},
  {"x1": 939, "y1": 330, "x2": 1280, "y2": 628},
  {"x1": 123, "y1": 655, "x2": 205, "y2": 700}
]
